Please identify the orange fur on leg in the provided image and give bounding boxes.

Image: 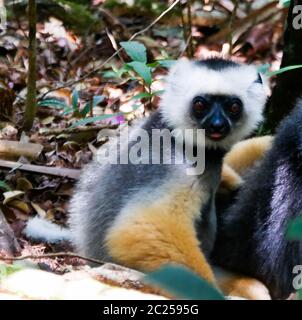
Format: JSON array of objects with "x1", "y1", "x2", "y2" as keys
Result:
[
  {"x1": 224, "y1": 135, "x2": 273, "y2": 176},
  {"x1": 105, "y1": 186, "x2": 216, "y2": 284}
]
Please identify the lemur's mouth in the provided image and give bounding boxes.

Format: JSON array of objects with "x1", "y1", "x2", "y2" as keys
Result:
[
  {"x1": 204, "y1": 125, "x2": 230, "y2": 141},
  {"x1": 210, "y1": 133, "x2": 223, "y2": 139},
  {"x1": 208, "y1": 132, "x2": 226, "y2": 141}
]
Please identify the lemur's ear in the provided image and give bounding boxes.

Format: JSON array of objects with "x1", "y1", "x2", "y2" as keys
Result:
[
  {"x1": 255, "y1": 73, "x2": 263, "y2": 84},
  {"x1": 249, "y1": 71, "x2": 269, "y2": 96}
]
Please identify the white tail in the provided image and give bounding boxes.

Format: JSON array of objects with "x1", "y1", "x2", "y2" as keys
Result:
[{"x1": 24, "y1": 216, "x2": 71, "y2": 243}]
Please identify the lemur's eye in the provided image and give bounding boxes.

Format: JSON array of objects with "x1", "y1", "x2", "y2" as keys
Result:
[
  {"x1": 192, "y1": 97, "x2": 207, "y2": 117},
  {"x1": 228, "y1": 100, "x2": 242, "y2": 116}
]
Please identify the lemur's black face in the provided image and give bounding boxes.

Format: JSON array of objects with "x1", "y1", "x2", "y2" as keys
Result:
[{"x1": 190, "y1": 94, "x2": 243, "y2": 141}]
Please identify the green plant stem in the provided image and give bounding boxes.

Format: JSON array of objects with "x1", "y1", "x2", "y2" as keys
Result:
[
  {"x1": 23, "y1": 0, "x2": 37, "y2": 132},
  {"x1": 89, "y1": 96, "x2": 93, "y2": 117}
]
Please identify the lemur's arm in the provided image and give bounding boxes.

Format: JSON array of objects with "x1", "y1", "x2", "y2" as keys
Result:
[
  {"x1": 220, "y1": 163, "x2": 243, "y2": 194},
  {"x1": 219, "y1": 135, "x2": 273, "y2": 194},
  {"x1": 224, "y1": 135, "x2": 273, "y2": 176}
]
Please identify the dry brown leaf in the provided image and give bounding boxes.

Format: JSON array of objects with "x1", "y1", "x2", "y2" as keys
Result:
[
  {"x1": 245, "y1": 23, "x2": 274, "y2": 53},
  {"x1": 31, "y1": 202, "x2": 47, "y2": 219},
  {"x1": 0, "y1": 86, "x2": 15, "y2": 122},
  {"x1": 41, "y1": 116, "x2": 55, "y2": 125},
  {"x1": 3, "y1": 191, "x2": 25, "y2": 205},
  {"x1": 16, "y1": 178, "x2": 33, "y2": 192},
  {"x1": 8, "y1": 200, "x2": 31, "y2": 214}
]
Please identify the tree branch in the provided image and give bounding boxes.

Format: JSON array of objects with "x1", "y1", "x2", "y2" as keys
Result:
[{"x1": 0, "y1": 252, "x2": 105, "y2": 266}]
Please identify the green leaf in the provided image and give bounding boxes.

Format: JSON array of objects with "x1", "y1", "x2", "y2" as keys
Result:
[
  {"x1": 287, "y1": 217, "x2": 302, "y2": 240},
  {"x1": 80, "y1": 96, "x2": 105, "y2": 116},
  {"x1": 147, "y1": 61, "x2": 159, "y2": 68},
  {"x1": 266, "y1": 65, "x2": 302, "y2": 77},
  {"x1": 0, "y1": 264, "x2": 22, "y2": 281},
  {"x1": 157, "y1": 59, "x2": 176, "y2": 68},
  {"x1": 103, "y1": 66, "x2": 130, "y2": 79},
  {"x1": 0, "y1": 180, "x2": 11, "y2": 192},
  {"x1": 72, "y1": 89, "x2": 79, "y2": 112},
  {"x1": 38, "y1": 99, "x2": 69, "y2": 109},
  {"x1": 62, "y1": 107, "x2": 73, "y2": 115},
  {"x1": 120, "y1": 41, "x2": 147, "y2": 63},
  {"x1": 71, "y1": 113, "x2": 123, "y2": 127},
  {"x1": 279, "y1": 0, "x2": 291, "y2": 7},
  {"x1": 257, "y1": 63, "x2": 270, "y2": 75},
  {"x1": 80, "y1": 102, "x2": 92, "y2": 117},
  {"x1": 131, "y1": 92, "x2": 152, "y2": 100},
  {"x1": 145, "y1": 264, "x2": 225, "y2": 300},
  {"x1": 102, "y1": 70, "x2": 119, "y2": 78},
  {"x1": 147, "y1": 60, "x2": 176, "y2": 69},
  {"x1": 127, "y1": 61, "x2": 152, "y2": 86},
  {"x1": 153, "y1": 90, "x2": 165, "y2": 96}
]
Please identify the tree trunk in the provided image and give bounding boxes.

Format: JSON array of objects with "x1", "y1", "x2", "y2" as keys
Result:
[{"x1": 265, "y1": 0, "x2": 302, "y2": 133}]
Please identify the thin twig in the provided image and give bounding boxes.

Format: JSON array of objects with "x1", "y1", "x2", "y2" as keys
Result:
[
  {"x1": 128, "y1": 0, "x2": 180, "y2": 39},
  {"x1": 0, "y1": 160, "x2": 81, "y2": 179},
  {"x1": 105, "y1": 27, "x2": 125, "y2": 64},
  {"x1": 227, "y1": 0, "x2": 239, "y2": 55},
  {"x1": 39, "y1": 0, "x2": 181, "y2": 101},
  {"x1": 186, "y1": 0, "x2": 194, "y2": 58},
  {"x1": 179, "y1": 33, "x2": 193, "y2": 58},
  {"x1": 181, "y1": 6, "x2": 188, "y2": 54},
  {"x1": 40, "y1": 123, "x2": 118, "y2": 136},
  {"x1": 0, "y1": 252, "x2": 106, "y2": 265}
]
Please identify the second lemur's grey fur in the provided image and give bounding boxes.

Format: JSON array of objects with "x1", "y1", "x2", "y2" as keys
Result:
[{"x1": 213, "y1": 98, "x2": 302, "y2": 299}]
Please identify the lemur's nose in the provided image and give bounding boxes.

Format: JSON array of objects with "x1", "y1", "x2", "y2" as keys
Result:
[{"x1": 210, "y1": 119, "x2": 226, "y2": 133}]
